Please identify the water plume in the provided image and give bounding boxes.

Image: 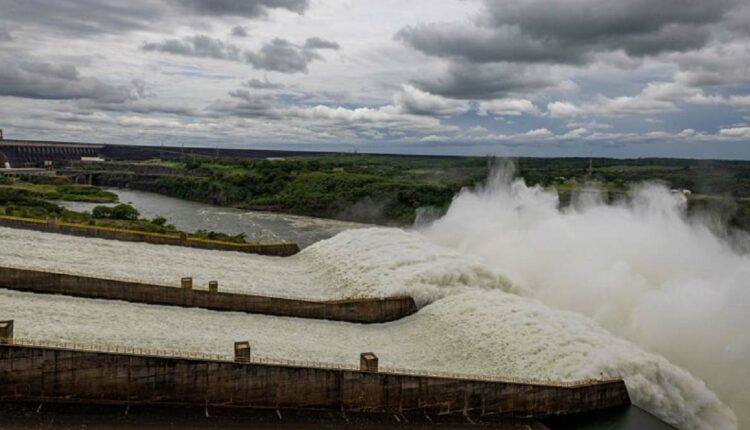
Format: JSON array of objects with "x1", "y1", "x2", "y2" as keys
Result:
[{"x1": 422, "y1": 161, "x2": 750, "y2": 428}]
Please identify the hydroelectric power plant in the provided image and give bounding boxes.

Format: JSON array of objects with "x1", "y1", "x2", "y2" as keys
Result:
[{"x1": 0, "y1": 135, "x2": 744, "y2": 428}]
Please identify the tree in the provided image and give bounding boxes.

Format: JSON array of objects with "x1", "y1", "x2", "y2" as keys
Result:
[
  {"x1": 110, "y1": 204, "x2": 139, "y2": 220},
  {"x1": 92, "y1": 204, "x2": 139, "y2": 220}
]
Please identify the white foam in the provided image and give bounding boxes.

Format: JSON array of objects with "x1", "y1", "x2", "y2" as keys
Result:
[
  {"x1": 0, "y1": 221, "x2": 739, "y2": 428},
  {"x1": 422, "y1": 164, "x2": 748, "y2": 428}
]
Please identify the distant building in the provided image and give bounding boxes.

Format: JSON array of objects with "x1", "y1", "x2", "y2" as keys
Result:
[{"x1": 81, "y1": 156, "x2": 105, "y2": 163}]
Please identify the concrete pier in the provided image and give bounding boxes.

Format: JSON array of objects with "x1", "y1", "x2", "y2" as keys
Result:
[
  {"x1": 0, "y1": 216, "x2": 300, "y2": 257},
  {"x1": 0, "y1": 266, "x2": 418, "y2": 323},
  {"x1": 0, "y1": 342, "x2": 630, "y2": 419}
]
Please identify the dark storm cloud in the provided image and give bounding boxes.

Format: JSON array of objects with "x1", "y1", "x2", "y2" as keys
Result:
[
  {"x1": 171, "y1": 0, "x2": 309, "y2": 17},
  {"x1": 0, "y1": 0, "x2": 166, "y2": 36},
  {"x1": 141, "y1": 35, "x2": 241, "y2": 61},
  {"x1": 231, "y1": 26, "x2": 248, "y2": 37},
  {"x1": 141, "y1": 34, "x2": 339, "y2": 73},
  {"x1": 0, "y1": 0, "x2": 309, "y2": 37},
  {"x1": 243, "y1": 78, "x2": 286, "y2": 90},
  {"x1": 77, "y1": 101, "x2": 198, "y2": 116},
  {"x1": 303, "y1": 37, "x2": 340, "y2": 50},
  {"x1": 396, "y1": 23, "x2": 580, "y2": 64},
  {"x1": 396, "y1": 0, "x2": 748, "y2": 100},
  {"x1": 413, "y1": 63, "x2": 558, "y2": 100},
  {"x1": 210, "y1": 89, "x2": 281, "y2": 118},
  {"x1": 0, "y1": 58, "x2": 142, "y2": 102},
  {"x1": 244, "y1": 38, "x2": 321, "y2": 73},
  {"x1": 483, "y1": 0, "x2": 734, "y2": 45},
  {"x1": 398, "y1": 0, "x2": 743, "y2": 64}
]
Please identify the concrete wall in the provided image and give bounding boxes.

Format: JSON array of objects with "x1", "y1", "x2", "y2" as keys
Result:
[
  {"x1": 0, "y1": 344, "x2": 630, "y2": 419},
  {"x1": 0, "y1": 216, "x2": 300, "y2": 257},
  {"x1": 0, "y1": 266, "x2": 418, "y2": 324},
  {"x1": 0, "y1": 140, "x2": 103, "y2": 167}
]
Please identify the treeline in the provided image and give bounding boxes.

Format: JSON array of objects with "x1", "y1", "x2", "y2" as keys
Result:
[
  {"x1": 97, "y1": 156, "x2": 483, "y2": 224},
  {"x1": 71, "y1": 154, "x2": 750, "y2": 228}
]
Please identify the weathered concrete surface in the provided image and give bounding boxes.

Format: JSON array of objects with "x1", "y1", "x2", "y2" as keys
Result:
[
  {"x1": 0, "y1": 402, "x2": 552, "y2": 429},
  {"x1": 0, "y1": 266, "x2": 418, "y2": 324},
  {"x1": 0, "y1": 344, "x2": 630, "y2": 419},
  {"x1": 0, "y1": 216, "x2": 300, "y2": 257}
]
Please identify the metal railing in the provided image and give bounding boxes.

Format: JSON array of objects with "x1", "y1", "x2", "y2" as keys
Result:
[{"x1": 2, "y1": 336, "x2": 618, "y2": 388}]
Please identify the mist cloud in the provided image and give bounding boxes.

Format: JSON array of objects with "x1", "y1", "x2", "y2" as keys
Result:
[{"x1": 423, "y1": 162, "x2": 750, "y2": 427}]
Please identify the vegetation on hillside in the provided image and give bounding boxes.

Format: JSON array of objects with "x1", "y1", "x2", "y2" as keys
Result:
[
  {"x1": 62, "y1": 155, "x2": 750, "y2": 230},
  {"x1": 0, "y1": 178, "x2": 117, "y2": 203}
]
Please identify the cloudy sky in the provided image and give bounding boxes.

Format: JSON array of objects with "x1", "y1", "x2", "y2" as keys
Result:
[{"x1": 2, "y1": 0, "x2": 750, "y2": 158}]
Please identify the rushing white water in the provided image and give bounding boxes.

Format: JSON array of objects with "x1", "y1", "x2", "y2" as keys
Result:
[
  {"x1": 0, "y1": 221, "x2": 738, "y2": 428},
  {"x1": 422, "y1": 163, "x2": 748, "y2": 429}
]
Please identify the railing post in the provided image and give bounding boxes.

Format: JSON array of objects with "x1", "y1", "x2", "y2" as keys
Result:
[
  {"x1": 181, "y1": 277, "x2": 193, "y2": 289},
  {"x1": 234, "y1": 341, "x2": 251, "y2": 363},
  {"x1": 360, "y1": 352, "x2": 378, "y2": 372},
  {"x1": 0, "y1": 320, "x2": 13, "y2": 344},
  {"x1": 208, "y1": 280, "x2": 218, "y2": 293}
]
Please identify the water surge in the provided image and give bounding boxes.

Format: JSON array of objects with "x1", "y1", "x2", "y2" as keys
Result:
[{"x1": 421, "y1": 163, "x2": 748, "y2": 429}]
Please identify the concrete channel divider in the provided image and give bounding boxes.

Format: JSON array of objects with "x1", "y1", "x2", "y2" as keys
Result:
[
  {"x1": 0, "y1": 215, "x2": 300, "y2": 256},
  {"x1": 0, "y1": 266, "x2": 418, "y2": 323},
  {"x1": 0, "y1": 339, "x2": 631, "y2": 419}
]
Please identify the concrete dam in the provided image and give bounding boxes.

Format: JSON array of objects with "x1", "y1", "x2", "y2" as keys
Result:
[
  {"x1": 0, "y1": 223, "x2": 631, "y2": 422},
  {"x1": 0, "y1": 133, "x2": 328, "y2": 169},
  {"x1": 0, "y1": 225, "x2": 706, "y2": 427}
]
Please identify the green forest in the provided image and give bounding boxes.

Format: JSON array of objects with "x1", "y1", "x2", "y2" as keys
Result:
[{"x1": 64, "y1": 155, "x2": 750, "y2": 230}]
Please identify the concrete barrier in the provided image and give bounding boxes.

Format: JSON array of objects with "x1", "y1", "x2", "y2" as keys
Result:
[
  {"x1": 0, "y1": 343, "x2": 630, "y2": 419},
  {"x1": 0, "y1": 321, "x2": 12, "y2": 344},
  {"x1": 0, "y1": 215, "x2": 300, "y2": 257},
  {"x1": 0, "y1": 266, "x2": 418, "y2": 324}
]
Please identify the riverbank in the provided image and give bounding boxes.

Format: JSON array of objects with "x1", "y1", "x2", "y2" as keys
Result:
[
  {"x1": 63, "y1": 187, "x2": 366, "y2": 248},
  {"x1": 0, "y1": 177, "x2": 304, "y2": 247},
  {"x1": 62, "y1": 156, "x2": 750, "y2": 230}
]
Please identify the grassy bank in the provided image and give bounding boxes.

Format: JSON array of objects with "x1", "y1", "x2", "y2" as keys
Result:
[
  {"x1": 0, "y1": 177, "x2": 250, "y2": 243},
  {"x1": 0, "y1": 179, "x2": 118, "y2": 203}
]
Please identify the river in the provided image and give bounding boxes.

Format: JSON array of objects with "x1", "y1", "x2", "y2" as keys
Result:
[{"x1": 60, "y1": 188, "x2": 367, "y2": 248}]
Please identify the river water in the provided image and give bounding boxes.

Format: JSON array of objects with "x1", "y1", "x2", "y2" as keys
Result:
[{"x1": 61, "y1": 188, "x2": 366, "y2": 248}]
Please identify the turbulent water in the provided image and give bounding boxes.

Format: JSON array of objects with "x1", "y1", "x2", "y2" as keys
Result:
[
  {"x1": 0, "y1": 225, "x2": 738, "y2": 429},
  {"x1": 2, "y1": 165, "x2": 747, "y2": 429},
  {"x1": 421, "y1": 164, "x2": 749, "y2": 429}
]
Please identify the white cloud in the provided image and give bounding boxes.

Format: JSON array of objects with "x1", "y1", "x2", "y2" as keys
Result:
[
  {"x1": 560, "y1": 127, "x2": 588, "y2": 139},
  {"x1": 477, "y1": 98, "x2": 539, "y2": 116},
  {"x1": 524, "y1": 128, "x2": 554, "y2": 138},
  {"x1": 547, "y1": 101, "x2": 585, "y2": 118},
  {"x1": 393, "y1": 84, "x2": 469, "y2": 117},
  {"x1": 719, "y1": 127, "x2": 750, "y2": 138}
]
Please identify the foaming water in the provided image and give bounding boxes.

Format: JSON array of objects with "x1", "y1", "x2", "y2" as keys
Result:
[
  {"x1": 421, "y1": 163, "x2": 748, "y2": 429},
  {"x1": 2, "y1": 166, "x2": 746, "y2": 429}
]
